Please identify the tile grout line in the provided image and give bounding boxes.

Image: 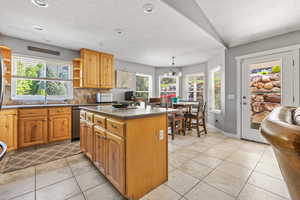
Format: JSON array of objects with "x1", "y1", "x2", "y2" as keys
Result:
[{"x1": 65, "y1": 157, "x2": 87, "y2": 200}]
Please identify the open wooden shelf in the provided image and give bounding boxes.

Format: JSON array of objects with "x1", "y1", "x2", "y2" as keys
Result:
[{"x1": 72, "y1": 58, "x2": 82, "y2": 88}]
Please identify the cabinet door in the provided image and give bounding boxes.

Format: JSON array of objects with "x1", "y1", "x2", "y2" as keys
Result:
[
  {"x1": 100, "y1": 53, "x2": 114, "y2": 89},
  {"x1": 19, "y1": 116, "x2": 48, "y2": 148},
  {"x1": 49, "y1": 114, "x2": 71, "y2": 142},
  {"x1": 94, "y1": 126, "x2": 106, "y2": 174},
  {"x1": 80, "y1": 120, "x2": 87, "y2": 153},
  {"x1": 81, "y1": 49, "x2": 99, "y2": 88},
  {"x1": 0, "y1": 110, "x2": 17, "y2": 151},
  {"x1": 106, "y1": 132, "x2": 125, "y2": 194},
  {"x1": 86, "y1": 122, "x2": 94, "y2": 160}
]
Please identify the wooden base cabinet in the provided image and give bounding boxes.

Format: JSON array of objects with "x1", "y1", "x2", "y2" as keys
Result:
[
  {"x1": 86, "y1": 122, "x2": 94, "y2": 160},
  {"x1": 80, "y1": 110, "x2": 168, "y2": 200},
  {"x1": 49, "y1": 108, "x2": 71, "y2": 142},
  {"x1": 94, "y1": 126, "x2": 107, "y2": 174},
  {"x1": 106, "y1": 131, "x2": 125, "y2": 194},
  {"x1": 0, "y1": 109, "x2": 17, "y2": 151},
  {"x1": 18, "y1": 115, "x2": 48, "y2": 148}
]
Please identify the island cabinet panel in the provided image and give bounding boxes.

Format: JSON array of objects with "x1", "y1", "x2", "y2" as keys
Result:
[
  {"x1": 106, "y1": 131, "x2": 125, "y2": 194},
  {"x1": 106, "y1": 119, "x2": 125, "y2": 137},
  {"x1": 85, "y1": 122, "x2": 94, "y2": 161},
  {"x1": 49, "y1": 114, "x2": 71, "y2": 142},
  {"x1": 94, "y1": 126, "x2": 107, "y2": 174},
  {"x1": 126, "y1": 115, "x2": 168, "y2": 200},
  {"x1": 0, "y1": 109, "x2": 17, "y2": 151},
  {"x1": 18, "y1": 115, "x2": 48, "y2": 148},
  {"x1": 80, "y1": 119, "x2": 88, "y2": 153},
  {"x1": 99, "y1": 53, "x2": 114, "y2": 89},
  {"x1": 81, "y1": 49, "x2": 99, "y2": 88}
]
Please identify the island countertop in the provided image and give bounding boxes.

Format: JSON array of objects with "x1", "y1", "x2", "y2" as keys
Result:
[{"x1": 80, "y1": 105, "x2": 175, "y2": 119}]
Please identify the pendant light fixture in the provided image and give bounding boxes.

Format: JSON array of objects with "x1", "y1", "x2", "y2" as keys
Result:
[{"x1": 164, "y1": 56, "x2": 182, "y2": 77}]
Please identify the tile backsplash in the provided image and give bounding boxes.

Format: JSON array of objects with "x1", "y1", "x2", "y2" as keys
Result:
[{"x1": 3, "y1": 86, "x2": 107, "y2": 105}]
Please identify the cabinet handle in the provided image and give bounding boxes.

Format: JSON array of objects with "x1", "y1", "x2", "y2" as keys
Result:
[
  {"x1": 111, "y1": 124, "x2": 118, "y2": 129},
  {"x1": 96, "y1": 120, "x2": 102, "y2": 124}
]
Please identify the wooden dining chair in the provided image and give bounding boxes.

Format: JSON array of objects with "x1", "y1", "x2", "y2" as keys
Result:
[
  {"x1": 166, "y1": 103, "x2": 186, "y2": 140},
  {"x1": 149, "y1": 98, "x2": 161, "y2": 107},
  {"x1": 185, "y1": 101, "x2": 207, "y2": 137}
]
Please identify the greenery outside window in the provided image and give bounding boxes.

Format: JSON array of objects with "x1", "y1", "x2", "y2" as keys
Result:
[
  {"x1": 159, "y1": 76, "x2": 179, "y2": 98},
  {"x1": 211, "y1": 66, "x2": 221, "y2": 112},
  {"x1": 12, "y1": 55, "x2": 73, "y2": 100},
  {"x1": 186, "y1": 73, "x2": 205, "y2": 101},
  {"x1": 136, "y1": 74, "x2": 152, "y2": 98}
]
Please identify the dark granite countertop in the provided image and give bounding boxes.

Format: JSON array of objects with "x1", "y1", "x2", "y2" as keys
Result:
[
  {"x1": 1, "y1": 103, "x2": 112, "y2": 109},
  {"x1": 80, "y1": 105, "x2": 176, "y2": 119}
]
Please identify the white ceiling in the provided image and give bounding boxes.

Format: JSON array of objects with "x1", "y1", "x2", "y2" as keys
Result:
[
  {"x1": 0, "y1": 0, "x2": 224, "y2": 67},
  {"x1": 195, "y1": 0, "x2": 300, "y2": 47}
]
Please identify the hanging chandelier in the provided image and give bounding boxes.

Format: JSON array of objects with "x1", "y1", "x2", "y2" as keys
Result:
[{"x1": 163, "y1": 56, "x2": 182, "y2": 77}]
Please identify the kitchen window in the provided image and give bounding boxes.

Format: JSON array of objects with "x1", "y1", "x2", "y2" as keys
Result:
[
  {"x1": 211, "y1": 66, "x2": 222, "y2": 112},
  {"x1": 186, "y1": 73, "x2": 205, "y2": 101},
  {"x1": 11, "y1": 55, "x2": 73, "y2": 100},
  {"x1": 159, "y1": 76, "x2": 179, "y2": 98},
  {"x1": 136, "y1": 73, "x2": 152, "y2": 98}
]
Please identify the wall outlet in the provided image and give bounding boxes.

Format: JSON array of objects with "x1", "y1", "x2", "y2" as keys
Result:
[{"x1": 159, "y1": 130, "x2": 164, "y2": 140}]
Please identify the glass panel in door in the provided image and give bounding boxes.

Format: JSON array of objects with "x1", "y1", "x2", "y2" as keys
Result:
[{"x1": 249, "y1": 60, "x2": 281, "y2": 130}]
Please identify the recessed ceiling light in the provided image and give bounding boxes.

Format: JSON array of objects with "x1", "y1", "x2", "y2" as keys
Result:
[
  {"x1": 31, "y1": 0, "x2": 49, "y2": 8},
  {"x1": 143, "y1": 3, "x2": 155, "y2": 13},
  {"x1": 33, "y1": 25, "x2": 44, "y2": 31},
  {"x1": 114, "y1": 28, "x2": 123, "y2": 34}
]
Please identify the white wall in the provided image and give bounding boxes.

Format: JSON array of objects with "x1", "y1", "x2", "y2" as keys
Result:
[
  {"x1": 224, "y1": 30, "x2": 300, "y2": 135},
  {"x1": 113, "y1": 59, "x2": 156, "y2": 101}
]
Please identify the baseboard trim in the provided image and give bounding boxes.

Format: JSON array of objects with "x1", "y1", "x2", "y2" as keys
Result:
[{"x1": 207, "y1": 123, "x2": 240, "y2": 139}]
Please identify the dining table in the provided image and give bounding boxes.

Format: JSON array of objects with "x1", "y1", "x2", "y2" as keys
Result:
[{"x1": 172, "y1": 101, "x2": 199, "y2": 114}]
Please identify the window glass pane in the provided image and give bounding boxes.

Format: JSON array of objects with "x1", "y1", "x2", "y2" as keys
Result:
[
  {"x1": 187, "y1": 75, "x2": 205, "y2": 101},
  {"x1": 14, "y1": 57, "x2": 45, "y2": 78},
  {"x1": 160, "y1": 77, "x2": 177, "y2": 92},
  {"x1": 46, "y1": 81, "x2": 72, "y2": 98},
  {"x1": 15, "y1": 78, "x2": 46, "y2": 96},
  {"x1": 213, "y1": 70, "x2": 221, "y2": 110},
  {"x1": 136, "y1": 92, "x2": 149, "y2": 98},
  {"x1": 136, "y1": 75, "x2": 149, "y2": 91},
  {"x1": 46, "y1": 63, "x2": 71, "y2": 79}
]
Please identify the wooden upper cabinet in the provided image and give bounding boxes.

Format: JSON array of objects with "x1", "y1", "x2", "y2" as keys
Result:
[
  {"x1": 80, "y1": 48, "x2": 114, "y2": 89},
  {"x1": 18, "y1": 115, "x2": 48, "y2": 148},
  {"x1": 0, "y1": 109, "x2": 17, "y2": 151},
  {"x1": 99, "y1": 53, "x2": 115, "y2": 89},
  {"x1": 106, "y1": 131, "x2": 125, "y2": 194},
  {"x1": 81, "y1": 49, "x2": 99, "y2": 88}
]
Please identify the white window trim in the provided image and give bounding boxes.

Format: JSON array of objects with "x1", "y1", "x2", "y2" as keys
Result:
[
  {"x1": 136, "y1": 73, "x2": 153, "y2": 98},
  {"x1": 185, "y1": 73, "x2": 205, "y2": 101},
  {"x1": 159, "y1": 75, "x2": 179, "y2": 97},
  {"x1": 210, "y1": 66, "x2": 222, "y2": 114},
  {"x1": 11, "y1": 54, "x2": 73, "y2": 101}
]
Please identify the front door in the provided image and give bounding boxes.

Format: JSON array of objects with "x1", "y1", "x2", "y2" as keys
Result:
[{"x1": 241, "y1": 50, "x2": 299, "y2": 143}]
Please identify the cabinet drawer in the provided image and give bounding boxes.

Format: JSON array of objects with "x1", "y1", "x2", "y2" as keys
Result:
[
  {"x1": 94, "y1": 114, "x2": 106, "y2": 128},
  {"x1": 80, "y1": 111, "x2": 86, "y2": 120},
  {"x1": 107, "y1": 119, "x2": 125, "y2": 137},
  {"x1": 19, "y1": 108, "x2": 48, "y2": 117},
  {"x1": 49, "y1": 107, "x2": 71, "y2": 116},
  {"x1": 86, "y1": 112, "x2": 94, "y2": 122}
]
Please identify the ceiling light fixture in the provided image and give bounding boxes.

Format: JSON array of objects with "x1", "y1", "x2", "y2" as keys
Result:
[
  {"x1": 33, "y1": 25, "x2": 44, "y2": 31},
  {"x1": 31, "y1": 0, "x2": 49, "y2": 7},
  {"x1": 163, "y1": 56, "x2": 182, "y2": 77},
  {"x1": 114, "y1": 28, "x2": 123, "y2": 35},
  {"x1": 143, "y1": 3, "x2": 155, "y2": 13}
]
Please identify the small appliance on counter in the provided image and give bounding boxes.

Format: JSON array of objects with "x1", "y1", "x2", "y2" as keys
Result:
[
  {"x1": 125, "y1": 91, "x2": 135, "y2": 101},
  {"x1": 96, "y1": 93, "x2": 113, "y2": 103}
]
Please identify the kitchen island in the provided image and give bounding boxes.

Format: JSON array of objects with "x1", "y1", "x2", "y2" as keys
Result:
[{"x1": 79, "y1": 105, "x2": 169, "y2": 200}]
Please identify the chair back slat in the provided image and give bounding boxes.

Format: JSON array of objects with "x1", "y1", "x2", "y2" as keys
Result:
[{"x1": 0, "y1": 141, "x2": 7, "y2": 161}]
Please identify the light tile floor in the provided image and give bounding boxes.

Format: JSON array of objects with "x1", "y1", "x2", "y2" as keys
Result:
[{"x1": 0, "y1": 128, "x2": 291, "y2": 200}]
